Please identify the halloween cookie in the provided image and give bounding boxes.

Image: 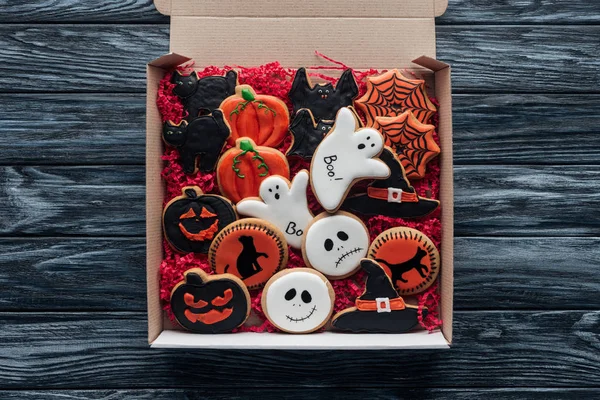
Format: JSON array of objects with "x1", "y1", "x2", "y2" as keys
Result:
[
  {"x1": 171, "y1": 70, "x2": 237, "y2": 118},
  {"x1": 220, "y1": 85, "x2": 289, "y2": 148},
  {"x1": 217, "y1": 138, "x2": 290, "y2": 204},
  {"x1": 236, "y1": 170, "x2": 313, "y2": 249},
  {"x1": 170, "y1": 268, "x2": 250, "y2": 333},
  {"x1": 209, "y1": 218, "x2": 288, "y2": 289},
  {"x1": 286, "y1": 109, "x2": 334, "y2": 159},
  {"x1": 368, "y1": 227, "x2": 440, "y2": 295},
  {"x1": 289, "y1": 67, "x2": 359, "y2": 120},
  {"x1": 373, "y1": 111, "x2": 440, "y2": 180},
  {"x1": 302, "y1": 211, "x2": 370, "y2": 279},
  {"x1": 163, "y1": 110, "x2": 231, "y2": 174},
  {"x1": 311, "y1": 107, "x2": 390, "y2": 212},
  {"x1": 331, "y1": 259, "x2": 425, "y2": 333},
  {"x1": 356, "y1": 69, "x2": 437, "y2": 126},
  {"x1": 343, "y1": 148, "x2": 439, "y2": 218},
  {"x1": 163, "y1": 186, "x2": 237, "y2": 254},
  {"x1": 262, "y1": 268, "x2": 335, "y2": 334}
]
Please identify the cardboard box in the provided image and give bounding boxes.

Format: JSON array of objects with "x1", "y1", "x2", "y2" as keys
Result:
[{"x1": 146, "y1": 0, "x2": 453, "y2": 349}]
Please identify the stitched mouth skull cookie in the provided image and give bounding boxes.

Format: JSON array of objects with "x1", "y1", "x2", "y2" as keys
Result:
[
  {"x1": 310, "y1": 107, "x2": 390, "y2": 212},
  {"x1": 261, "y1": 268, "x2": 335, "y2": 334},
  {"x1": 236, "y1": 170, "x2": 313, "y2": 249},
  {"x1": 302, "y1": 211, "x2": 370, "y2": 279}
]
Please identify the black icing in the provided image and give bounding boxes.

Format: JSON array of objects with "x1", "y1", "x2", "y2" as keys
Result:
[
  {"x1": 287, "y1": 109, "x2": 334, "y2": 159},
  {"x1": 171, "y1": 70, "x2": 237, "y2": 119}
]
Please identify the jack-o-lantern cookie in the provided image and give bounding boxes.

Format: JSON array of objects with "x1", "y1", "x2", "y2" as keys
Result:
[
  {"x1": 163, "y1": 186, "x2": 237, "y2": 254},
  {"x1": 170, "y1": 268, "x2": 250, "y2": 333},
  {"x1": 302, "y1": 211, "x2": 370, "y2": 280},
  {"x1": 286, "y1": 109, "x2": 334, "y2": 159},
  {"x1": 262, "y1": 268, "x2": 335, "y2": 334},
  {"x1": 209, "y1": 219, "x2": 288, "y2": 289},
  {"x1": 220, "y1": 85, "x2": 289, "y2": 148},
  {"x1": 356, "y1": 69, "x2": 437, "y2": 126},
  {"x1": 171, "y1": 70, "x2": 238, "y2": 119},
  {"x1": 237, "y1": 170, "x2": 313, "y2": 249},
  {"x1": 331, "y1": 259, "x2": 425, "y2": 333},
  {"x1": 368, "y1": 227, "x2": 440, "y2": 295},
  {"x1": 310, "y1": 107, "x2": 390, "y2": 213},
  {"x1": 217, "y1": 138, "x2": 290, "y2": 204}
]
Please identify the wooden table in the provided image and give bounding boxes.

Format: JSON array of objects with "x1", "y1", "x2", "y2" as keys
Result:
[{"x1": 0, "y1": 1, "x2": 598, "y2": 398}]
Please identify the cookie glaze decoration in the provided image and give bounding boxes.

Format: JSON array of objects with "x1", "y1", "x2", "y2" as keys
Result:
[
  {"x1": 289, "y1": 67, "x2": 359, "y2": 120},
  {"x1": 236, "y1": 170, "x2": 313, "y2": 249},
  {"x1": 171, "y1": 70, "x2": 238, "y2": 118},
  {"x1": 369, "y1": 227, "x2": 440, "y2": 295},
  {"x1": 163, "y1": 186, "x2": 237, "y2": 254},
  {"x1": 310, "y1": 107, "x2": 390, "y2": 212},
  {"x1": 209, "y1": 219, "x2": 288, "y2": 289},
  {"x1": 217, "y1": 138, "x2": 290, "y2": 204},
  {"x1": 220, "y1": 85, "x2": 290, "y2": 148},
  {"x1": 302, "y1": 211, "x2": 370, "y2": 279},
  {"x1": 373, "y1": 111, "x2": 440, "y2": 180},
  {"x1": 343, "y1": 148, "x2": 439, "y2": 218},
  {"x1": 170, "y1": 268, "x2": 250, "y2": 333},
  {"x1": 331, "y1": 259, "x2": 425, "y2": 333},
  {"x1": 356, "y1": 69, "x2": 437, "y2": 126},
  {"x1": 286, "y1": 108, "x2": 334, "y2": 159},
  {"x1": 262, "y1": 268, "x2": 335, "y2": 334},
  {"x1": 163, "y1": 110, "x2": 231, "y2": 174}
]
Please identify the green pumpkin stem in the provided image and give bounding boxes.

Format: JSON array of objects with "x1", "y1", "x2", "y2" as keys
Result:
[
  {"x1": 232, "y1": 140, "x2": 270, "y2": 179},
  {"x1": 229, "y1": 89, "x2": 277, "y2": 117}
]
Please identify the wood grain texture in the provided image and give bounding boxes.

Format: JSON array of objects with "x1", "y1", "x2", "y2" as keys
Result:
[
  {"x1": 0, "y1": 311, "x2": 598, "y2": 388},
  {"x1": 0, "y1": 25, "x2": 599, "y2": 94}
]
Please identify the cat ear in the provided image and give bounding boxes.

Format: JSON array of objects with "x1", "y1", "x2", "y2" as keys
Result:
[
  {"x1": 190, "y1": 71, "x2": 199, "y2": 81},
  {"x1": 335, "y1": 69, "x2": 359, "y2": 99},
  {"x1": 225, "y1": 70, "x2": 238, "y2": 85},
  {"x1": 173, "y1": 70, "x2": 182, "y2": 77}
]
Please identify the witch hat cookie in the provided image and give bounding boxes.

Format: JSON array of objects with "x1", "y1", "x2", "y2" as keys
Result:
[
  {"x1": 342, "y1": 147, "x2": 439, "y2": 218},
  {"x1": 331, "y1": 259, "x2": 425, "y2": 333}
]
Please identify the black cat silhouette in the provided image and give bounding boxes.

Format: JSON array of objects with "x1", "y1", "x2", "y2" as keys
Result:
[
  {"x1": 171, "y1": 70, "x2": 237, "y2": 118},
  {"x1": 376, "y1": 248, "x2": 429, "y2": 284},
  {"x1": 163, "y1": 110, "x2": 230, "y2": 174},
  {"x1": 225, "y1": 235, "x2": 269, "y2": 280},
  {"x1": 287, "y1": 108, "x2": 334, "y2": 159},
  {"x1": 289, "y1": 68, "x2": 358, "y2": 120}
]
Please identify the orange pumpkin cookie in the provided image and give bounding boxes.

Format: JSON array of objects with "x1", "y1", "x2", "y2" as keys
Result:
[
  {"x1": 356, "y1": 69, "x2": 437, "y2": 126},
  {"x1": 373, "y1": 111, "x2": 440, "y2": 180},
  {"x1": 220, "y1": 85, "x2": 289, "y2": 148},
  {"x1": 368, "y1": 227, "x2": 439, "y2": 295},
  {"x1": 217, "y1": 138, "x2": 290, "y2": 204},
  {"x1": 209, "y1": 218, "x2": 288, "y2": 290}
]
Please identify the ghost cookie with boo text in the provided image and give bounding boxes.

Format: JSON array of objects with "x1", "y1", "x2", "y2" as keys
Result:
[
  {"x1": 311, "y1": 107, "x2": 390, "y2": 212},
  {"x1": 262, "y1": 268, "x2": 335, "y2": 334},
  {"x1": 236, "y1": 170, "x2": 313, "y2": 249}
]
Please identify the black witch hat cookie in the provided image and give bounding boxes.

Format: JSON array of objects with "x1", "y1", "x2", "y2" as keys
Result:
[
  {"x1": 342, "y1": 147, "x2": 439, "y2": 218},
  {"x1": 171, "y1": 70, "x2": 238, "y2": 119},
  {"x1": 331, "y1": 259, "x2": 426, "y2": 333}
]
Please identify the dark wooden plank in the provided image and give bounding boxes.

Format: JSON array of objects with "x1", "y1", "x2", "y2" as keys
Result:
[
  {"x1": 1, "y1": 237, "x2": 598, "y2": 311},
  {"x1": 0, "y1": 25, "x2": 599, "y2": 94},
  {"x1": 3, "y1": 93, "x2": 599, "y2": 166},
  {"x1": 0, "y1": 311, "x2": 598, "y2": 388}
]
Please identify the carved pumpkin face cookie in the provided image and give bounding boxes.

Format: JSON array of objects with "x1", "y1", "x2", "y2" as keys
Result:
[
  {"x1": 368, "y1": 227, "x2": 440, "y2": 295},
  {"x1": 209, "y1": 219, "x2": 288, "y2": 289}
]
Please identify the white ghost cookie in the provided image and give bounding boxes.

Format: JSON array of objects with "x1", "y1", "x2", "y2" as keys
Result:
[
  {"x1": 302, "y1": 211, "x2": 370, "y2": 279},
  {"x1": 262, "y1": 268, "x2": 335, "y2": 334},
  {"x1": 236, "y1": 170, "x2": 313, "y2": 249},
  {"x1": 310, "y1": 107, "x2": 390, "y2": 212}
]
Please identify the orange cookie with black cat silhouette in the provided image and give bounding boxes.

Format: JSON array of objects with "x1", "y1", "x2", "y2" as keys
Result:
[
  {"x1": 209, "y1": 218, "x2": 288, "y2": 290},
  {"x1": 368, "y1": 227, "x2": 439, "y2": 295}
]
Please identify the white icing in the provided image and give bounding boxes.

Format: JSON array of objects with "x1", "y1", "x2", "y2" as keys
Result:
[
  {"x1": 264, "y1": 270, "x2": 333, "y2": 333},
  {"x1": 311, "y1": 107, "x2": 390, "y2": 211},
  {"x1": 304, "y1": 213, "x2": 369, "y2": 278},
  {"x1": 236, "y1": 170, "x2": 313, "y2": 249}
]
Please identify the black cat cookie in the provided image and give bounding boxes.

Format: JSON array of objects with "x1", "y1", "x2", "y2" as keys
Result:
[
  {"x1": 171, "y1": 70, "x2": 238, "y2": 118},
  {"x1": 208, "y1": 218, "x2": 288, "y2": 290},
  {"x1": 286, "y1": 108, "x2": 334, "y2": 159},
  {"x1": 163, "y1": 186, "x2": 237, "y2": 254},
  {"x1": 170, "y1": 268, "x2": 250, "y2": 333},
  {"x1": 163, "y1": 109, "x2": 231, "y2": 174},
  {"x1": 342, "y1": 147, "x2": 439, "y2": 218},
  {"x1": 331, "y1": 259, "x2": 426, "y2": 333},
  {"x1": 368, "y1": 227, "x2": 440, "y2": 295},
  {"x1": 289, "y1": 67, "x2": 359, "y2": 120}
]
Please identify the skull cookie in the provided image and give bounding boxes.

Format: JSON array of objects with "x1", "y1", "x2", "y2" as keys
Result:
[
  {"x1": 302, "y1": 211, "x2": 370, "y2": 279},
  {"x1": 261, "y1": 268, "x2": 335, "y2": 334}
]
